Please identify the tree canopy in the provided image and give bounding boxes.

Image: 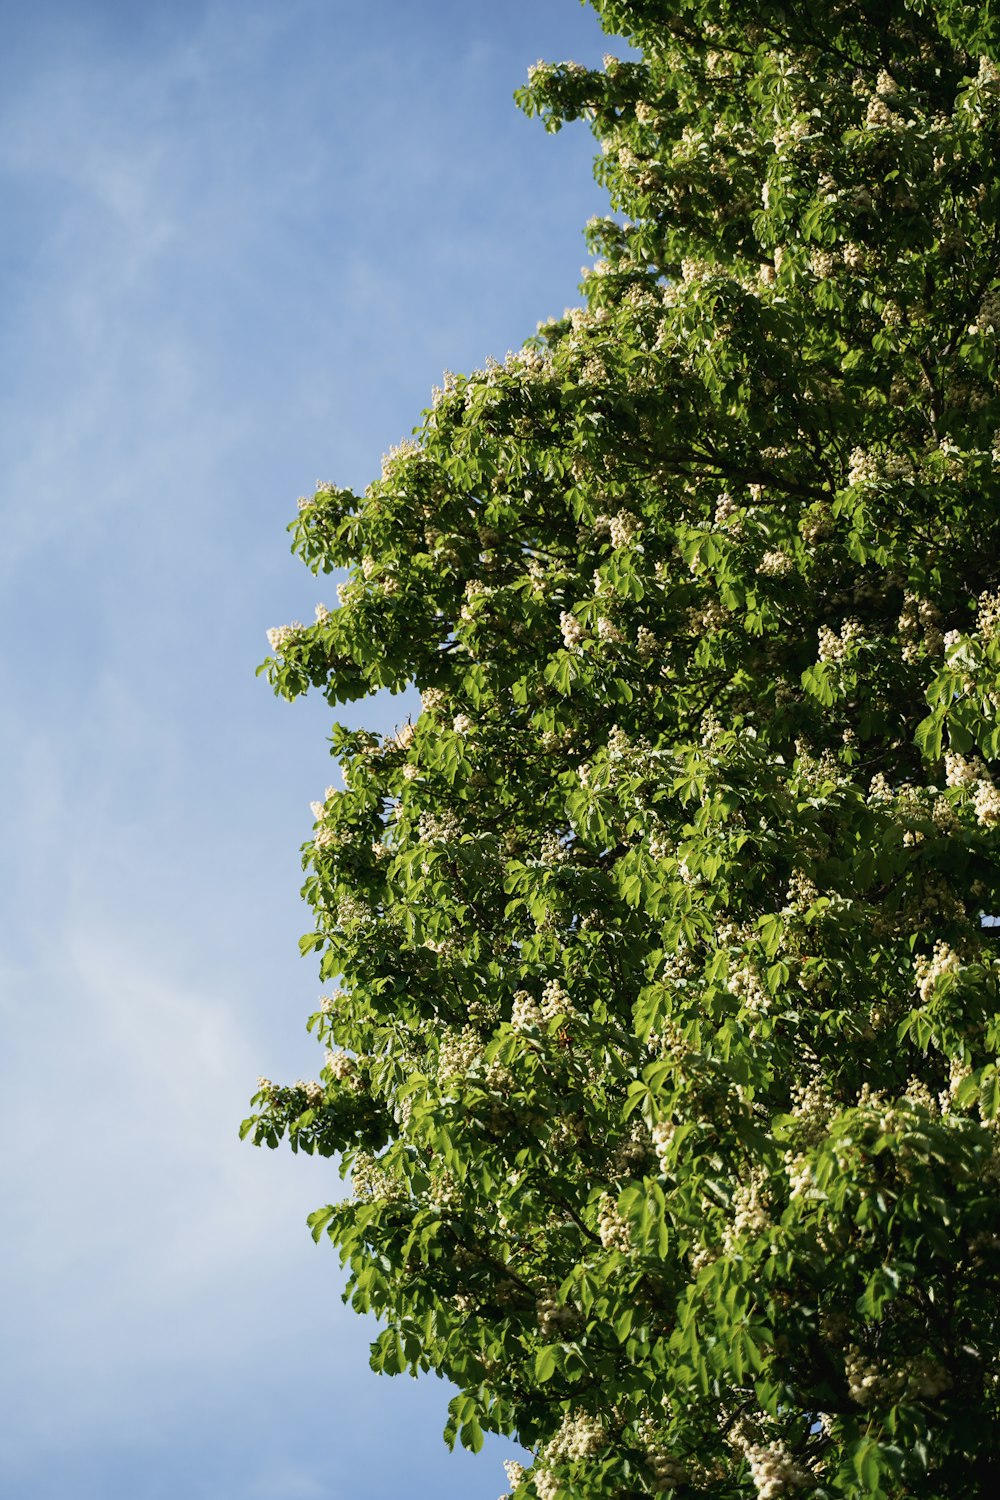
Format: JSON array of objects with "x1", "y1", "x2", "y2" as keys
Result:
[{"x1": 243, "y1": 2, "x2": 1000, "y2": 1494}]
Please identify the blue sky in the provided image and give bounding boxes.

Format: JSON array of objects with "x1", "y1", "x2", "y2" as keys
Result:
[{"x1": 0, "y1": 2, "x2": 621, "y2": 1496}]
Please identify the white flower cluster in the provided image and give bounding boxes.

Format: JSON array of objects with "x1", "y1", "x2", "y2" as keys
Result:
[
  {"x1": 608, "y1": 1121, "x2": 651, "y2": 1177},
  {"x1": 313, "y1": 826, "x2": 342, "y2": 851},
  {"x1": 723, "y1": 1168, "x2": 771, "y2": 1250},
  {"x1": 636, "y1": 1418, "x2": 686, "y2": 1491},
  {"x1": 728, "y1": 1420, "x2": 806, "y2": 1499},
  {"x1": 648, "y1": 830, "x2": 674, "y2": 861},
  {"x1": 512, "y1": 990, "x2": 543, "y2": 1031},
  {"x1": 266, "y1": 622, "x2": 303, "y2": 651},
  {"x1": 430, "y1": 368, "x2": 461, "y2": 407},
  {"x1": 715, "y1": 490, "x2": 740, "y2": 524},
  {"x1": 844, "y1": 1347, "x2": 905, "y2": 1406},
  {"x1": 783, "y1": 868, "x2": 819, "y2": 913},
  {"x1": 790, "y1": 1078, "x2": 834, "y2": 1144},
  {"x1": 646, "y1": 1444, "x2": 687, "y2": 1491},
  {"x1": 380, "y1": 438, "x2": 421, "y2": 478},
  {"x1": 975, "y1": 780, "x2": 1000, "y2": 826},
  {"x1": 541, "y1": 978, "x2": 575, "y2": 1020},
  {"x1": 502, "y1": 1458, "x2": 526, "y2": 1496},
  {"x1": 898, "y1": 593, "x2": 943, "y2": 659},
  {"x1": 504, "y1": 346, "x2": 555, "y2": 382},
  {"x1": 546, "y1": 1410, "x2": 604, "y2": 1463},
  {"x1": 549, "y1": 1114, "x2": 586, "y2": 1152},
  {"x1": 511, "y1": 982, "x2": 575, "y2": 1031},
  {"x1": 533, "y1": 1470, "x2": 559, "y2": 1500},
  {"x1": 325, "y1": 1049, "x2": 357, "y2": 1085},
  {"x1": 539, "y1": 832, "x2": 571, "y2": 865},
  {"x1": 978, "y1": 590, "x2": 1000, "y2": 638},
  {"x1": 608, "y1": 510, "x2": 641, "y2": 548},
  {"x1": 427, "y1": 1169, "x2": 462, "y2": 1212},
  {"x1": 689, "y1": 1242, "x2": 717, "y2": 1273},
  {"x1": 902, "y1": 1075, "x2": 938, "y2": 1114},
  {"x1": 536, "y1": 1288, "x2": 577, "y2": 1339},
  {"x1": 453, "y1": 713, "x2": 474, "y2": 735},
  {"x1": 680, "y1": 255, "x2": 712, "y2": 285},
  {"x1": 648, "y1": 1015, "x2": 693, "y2": 1062},
  {"x1": 351, "y1": 1151, "x2": 405, "y2": 1204},
  {"x1": 636, "y1": 625, "x2": 658, "y2": 659},
  {"x1": 298, "y1": 1076, "x2": 325, "y2": 1106},
  {"x1": 866, "y1": 94, "x2": 902, "y2": 130},
  {"x1": 335, "y1": 893, "x2": 372, "y2": 927},
  {"x1": 868, "y1": 772, "x2": 894, "y2": 806},
  {"x1": 793, "y1": 739, "x2": 842, "y2": 790},
  {"x1": 597, "y1": 1193, "x2": 631, "y2": 1252},
  {"x1": 972, "y1": 287, "x2": 1000, "y2": 334},
  {"x1": 917, "y1": 870, "x2": 966, "y2": 925},
  {"x1": 744, "y1": 1441, "x2": 807, "y2": 1498},
  {"x1": 459, "y1": 580, "x2": 491, "y2": 622},
  {"x1": 909, "y1": 1355, "x2": 953, "y2": 1399},
  {"x1": 418, "y1": 809, "x2": 462, "y2": 843},
  {"x1": 421, "y1": 686, "x2": 446, "y2": 713},
  {"x1": 914, "y1": 941, "x2": 961, "y2": 1002},
  {"x1": 759, "y1": 549, "x2": 794, "y2": 577},
  {"x1": 729, "y1": 963, "x2": 769, "y2": 1015},
  {"x1": 817, "y1": 618, "x2": 862, "y2": 662},
  {"x1": 579, "y1": 355, "x2": 608, "y2": 386},
  {"x1": 597, "y1": 616, "x2": 624, "y2": 644},
  {"x1": 945, "y1": 750, "x2": 981, "y2": 788},
  {"x1": 847, "y1": 447, "x2": 878, "y2": 485},
  {"x1": 560, "y1": 610, "x2": 586, "y2": 649},
  {"x1": 687, "y1": 598, "x2": 728, "y2": 633},
  {"x1": 391, "y1": 720, "x2": 416, "y2": 751},
  {"x1": 937, "y1": 438, "x2": 967, "y2": 481},
  {"x1": 942, "y1": 1056, "x2": 973, "y2": 1114},
  {"x1": 309, "y1": 789, "x2": 336, "y2": 820},
  {"x1": 784, "y1": 1154, "x2": 814, "y2": 1199},
  {"x1": 438, "y1": 1029, "x2": 483, "y2": 1083},
  {"x1": 652, "y1": 1120, "x2": 675, "y2": 1173}
]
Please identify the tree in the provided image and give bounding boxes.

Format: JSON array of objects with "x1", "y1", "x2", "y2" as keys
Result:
[{"x1": 242, "y1": 2, "x2": 1000, "y2": 1495}]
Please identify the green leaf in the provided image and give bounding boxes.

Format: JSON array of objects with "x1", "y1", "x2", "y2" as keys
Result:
[{"x1": 460, "y1": 1417, "x2": 484, "y2": 1453}]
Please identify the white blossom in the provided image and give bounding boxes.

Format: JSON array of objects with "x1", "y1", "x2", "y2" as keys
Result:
[
  {"x1": 560, "y1": 611, "x2": 586, "y2": 648},
  {"x1": 533, "y1": 1470, "x2": 559, "y2": 1500},
  {"x1": 266, "y1": 622, "x2": 303, "y2": 651},
  {"x1": 511, "y1": 990, "x2": 543, "y2": 1031},
  {"x1": 503, "y1": 1458, "x2": 526, "y2": 1491},
  {"x1": 351, "y1": 1151, "x2": 405, "y2": 1204},
  {"x1": 597, "y1": 1193, "x2": 631, "y2": 1251},
  {"x1": 546, "y1": 1409, "x2": 604, "y2": 1463},
  {"x1": 652, "y1": 1120, "x2": 675, "y2": 1173},
  {"x1": 914, "y1": 941, "x2": 961, "y2": 1003}
]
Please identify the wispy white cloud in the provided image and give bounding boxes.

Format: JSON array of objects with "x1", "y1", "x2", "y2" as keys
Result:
[
  {"x1": 0, "y1": 927, "x2": 343, "y2": 1435},
  {"x1": 0, "y1": 1, "x2": 612, "y2": 1494}
]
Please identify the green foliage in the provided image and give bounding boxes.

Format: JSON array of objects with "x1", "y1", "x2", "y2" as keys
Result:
[{"x1": 244, "y1": 2, "x2": 1000, "y2": 1494}]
